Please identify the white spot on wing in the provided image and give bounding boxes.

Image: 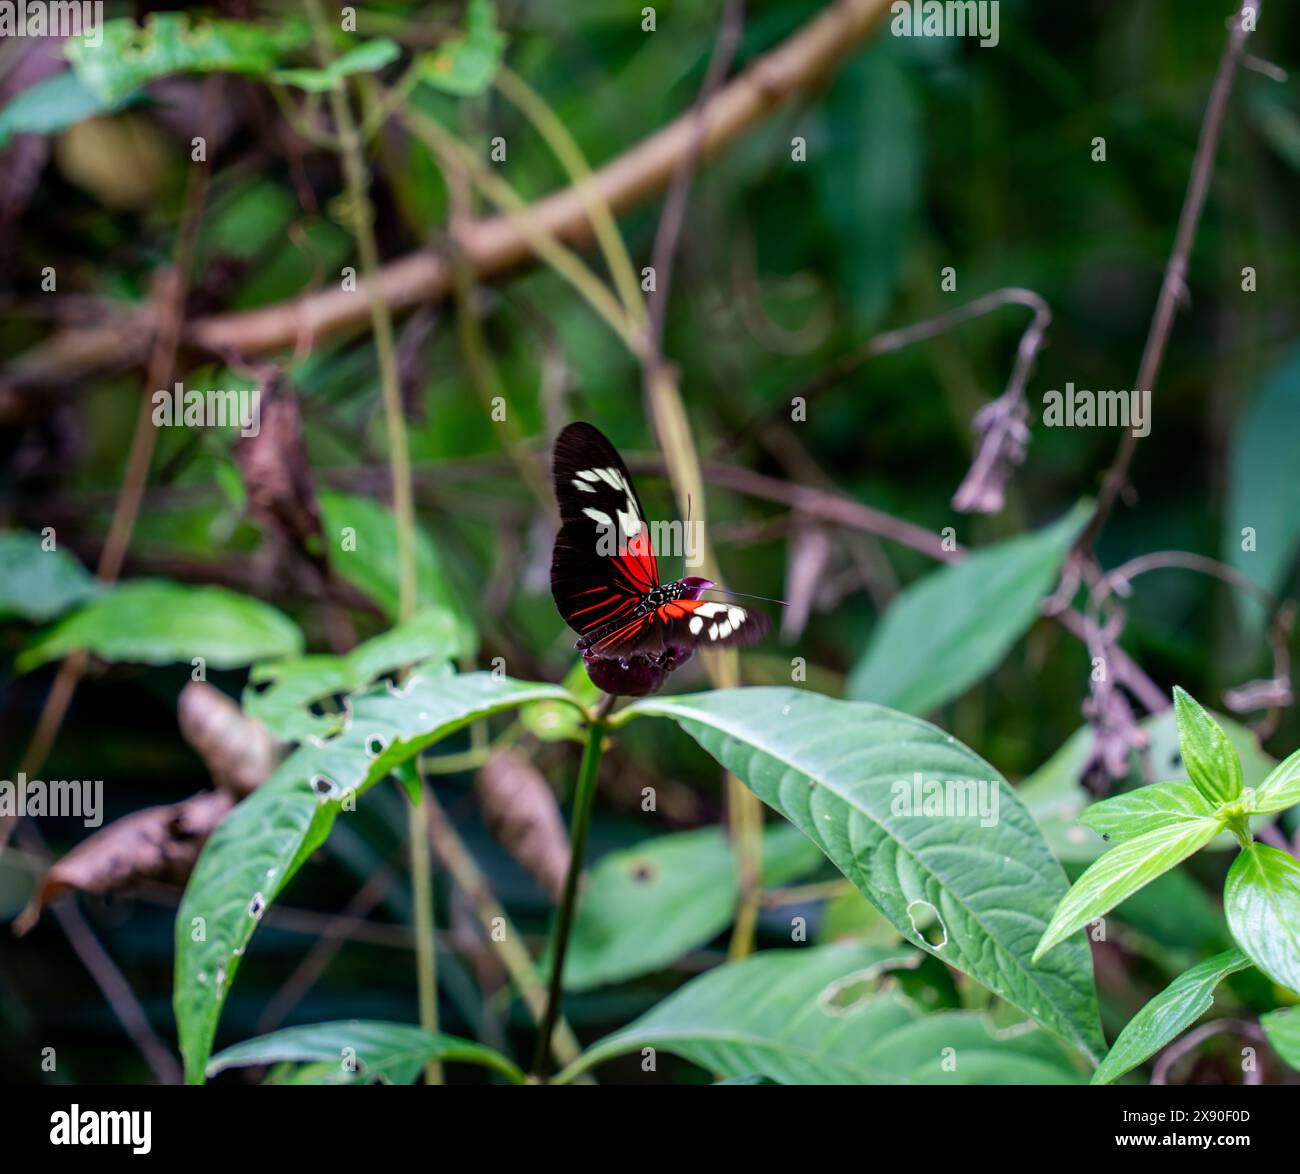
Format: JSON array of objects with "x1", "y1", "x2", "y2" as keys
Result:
[
  {"x1": 618, "y1": 507, "x2": 642, "y2": 538},
  {"x1": 577, "y1": 469, "x2": 600, "y2": 481},
  {"x1": 689, "y1": 616, "x2": 704, "y2": 635},
  {"x1": 572, "y1": 478, "x2": 596, "y2": 493},
  {"x1": 583, "y1": 508, "x2": 613, "y2": 526}
]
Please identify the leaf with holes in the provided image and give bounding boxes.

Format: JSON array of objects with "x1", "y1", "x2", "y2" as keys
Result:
[
  {"x1": 66, "y1": 14, "x2": 311, "y2": 104},
  {"x1": 244, "y1": 606, "x2": 473, "y2": 741},
  {"x1": 557, "y1": 943, "x2": 1081, "y2": 1085},
  {"x1": 18, "y1": 581, "x2": 302, "y2": 673},
  {"x1": 207, "y1": 1020, "x2": 525, "y2": 1084},
  {"x1": 175, "y1": 669, "x2": 580, "y2": 1083},
  {"x1": 558, "y1": 823, "x2": 823, "y2": 991},
  {"x1": 1225, "y1": 843, "x2": 1300, "y2": 995},
  {"x1": 1090, "y1": 949, "x2": 1252, "y2": 1085},
  {"x1": 847, "y1": 504, "x2": 1088, "y2": 715},
  {"x1": 619, "y1": 687, "x2": 1105, "y2": 1062},
  {"x1": 272, "y1": 38, "x2": 401, "y2": 91},
  {"x1": 416, "y1": 0, "x2": 504, "y2": 96}
]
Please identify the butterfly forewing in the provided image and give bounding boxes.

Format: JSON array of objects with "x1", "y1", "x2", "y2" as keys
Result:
[{"x1": 551, "y1": 422, "x2": 659, "y2": 638}]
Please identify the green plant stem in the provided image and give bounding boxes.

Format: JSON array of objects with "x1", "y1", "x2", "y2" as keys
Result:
[
  {"x1": 406, "y1": 776, "x2": 442, "y2": 1085},
  {"x1": 422, "y1": 785, "x2": 586, "y2": 1074},
  {"x1": 305, "y1": 0, "x2": 433, "y2": 1079},
  {"x1": 449, "y1": 253, "x2": 552, "y2": 509},
  {"x1": 493, "y1": 65, "x2": 646, "y2": 325},
  {"x1": 397, "y1": 105, "x2": 643, "y2": 355},
  {"x1": 532, "y1": 696, "x2": 613, "y2": 1078}
]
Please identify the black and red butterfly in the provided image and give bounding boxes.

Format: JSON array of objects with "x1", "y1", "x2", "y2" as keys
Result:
[{"x1": 550, "y1": 421, "x2": 769, "y2": 695}]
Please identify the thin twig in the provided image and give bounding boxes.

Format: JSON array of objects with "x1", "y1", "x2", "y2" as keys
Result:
[
  {"x1": 1151, "y1": 1018, "x2": 1268, "y2": 1085},
  {"x1": 1081, "y1": 0, "x2": 1260, "y2": 548},
  {"x1": 494, "y1": 65, "x2": 647, "y2": 325}
]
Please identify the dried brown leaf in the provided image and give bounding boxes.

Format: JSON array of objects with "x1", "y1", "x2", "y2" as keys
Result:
[
  {"x1": 13, "y1": 790, "x2": 233, "y2": 935},
  {"x1": 233, "y1": 379, "x2": 328, "y2": 576},
  {"x1": 475, "y1": 748, "x2": 570, "y2": 903},
  {"x1": 178, "y1": 680, "x2": 278, "y2": 797}
]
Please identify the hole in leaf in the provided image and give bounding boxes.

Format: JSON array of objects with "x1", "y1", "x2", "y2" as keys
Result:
[
  {"x1": 819, "y1": 972, "x2": 878, "y2": 1016},
  {"x1": 906, "y1": 899, "x2": 947, "y2": 950}
]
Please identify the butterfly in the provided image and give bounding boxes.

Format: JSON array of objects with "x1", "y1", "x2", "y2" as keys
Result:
[{"x1": 550, "y1": 422, "x2": 768, "y2": 694}]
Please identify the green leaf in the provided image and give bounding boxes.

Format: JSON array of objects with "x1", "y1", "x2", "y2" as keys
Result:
[
  {"x1": 1225, "y1": 843, "x2": 1300, "y2": 995},
  {"x1": 1090, "y1": 949, "x2": 1252, "y2": 1085},
  {"x1": 0, "y1": 71, "x2": 117, "y2": 149},
  {"x1": 621, "y1": 687, "x2": 1105, "y2": 1062},
  {"x1": 207, "y1": 1020, "x2": 525, "y2": 1084},
  {"x1": 1252, "y1": 747, "x2": 1300, "y2": 815},
  {"x1": 18, "y1": 581, "x2": 302, "y2": 673},
  {"x1": 559, "y1": 823, "x2": 823, "y2": 991},
  {"x1": 1034, "y1": 818, "x2": 1224, "y2": 963},
  {"x1": 558, "y1": 943, "x2": 1081, "y2": 1085},
  {"x1": 1261, "y1": 1006, "x2": 1300, "y2": 1071},
  {"x1": 817, "y1": 887, "x2": 903, "y2": 947},
  {"x1": 847, "y1": 503, "x2": 1088, "y2": 714},
  {"x1": 1079, "y1": 780, "x2": 1217, "y2": 844},
  {"x1": 244, "y1": 607, "x2": 472, "y2": 741},
  {"x1": 318, "y1": 489, "x2": 473, "y2": 640},
  {"x1": 67, "y1": 14, "x2": 311, "y2": 105},
  {"x1": 1173, "y1": 686, "x2": 1244, "y2": 805},
  {"x1": 520, "y1": 659, "x2": 600, "y2": 743},
  {"x1": 0, "y1": 531, "x2": 99, "y2": 623},
  {"x1": 1018, "y1": 705, "x2": 1274, "y2": 864},
  {"x1": 416, "y1": 0, "x2": 505, "y2": 96},
  {"x1": 272, "y1": 38, "x2": 401, "y2": 91},
  {"x1": 175, "y1": 669, "x2": 578, "y2": 1083},
  {"x1": 1223, "y1": 342, "x2": 1300, "y2": 612}
]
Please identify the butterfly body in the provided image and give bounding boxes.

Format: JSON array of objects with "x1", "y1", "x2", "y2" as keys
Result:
[{"x1": 550, "y1": 422, "x2": 767, "y2": 694}]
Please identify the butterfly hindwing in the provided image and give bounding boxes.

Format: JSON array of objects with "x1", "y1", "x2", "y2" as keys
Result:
[
  {"x1": 551, "y1": 422, "x2": 659, "y2": 638},
  {"x1": 651, "y1": 598, "x2": 769, "y2": 651}
]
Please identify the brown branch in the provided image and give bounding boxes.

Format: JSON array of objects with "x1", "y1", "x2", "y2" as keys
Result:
[{"x1": 5, "y1": 0, "x2": 893, "y2": 385}]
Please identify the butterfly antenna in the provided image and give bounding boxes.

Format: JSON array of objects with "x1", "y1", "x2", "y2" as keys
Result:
[{"x1": 702, "y1": 587, "x2": 790, "y2": 608}]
